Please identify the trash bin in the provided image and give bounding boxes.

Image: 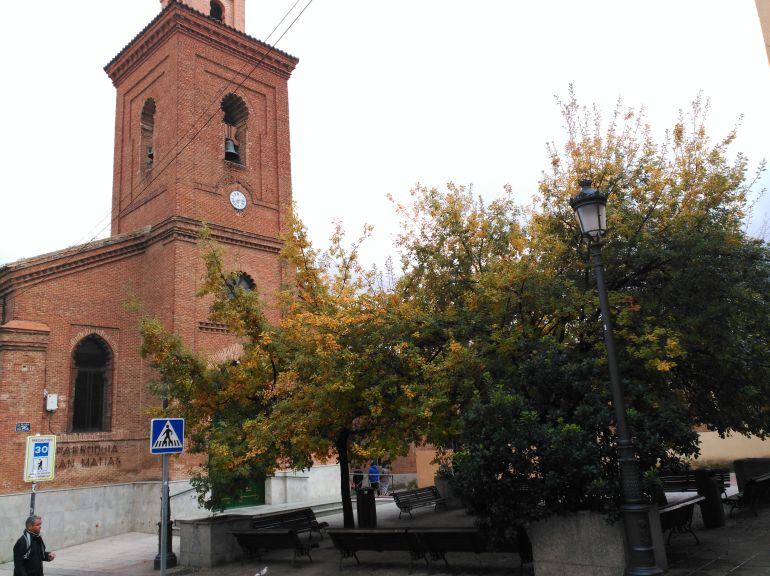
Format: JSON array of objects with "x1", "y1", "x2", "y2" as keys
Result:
[
  {"x1": 694, "y1": 468, "x2": 725, "y2": 528},
  {"x1": 356, "y1": 487, "x2": 377, "y2": 528}
]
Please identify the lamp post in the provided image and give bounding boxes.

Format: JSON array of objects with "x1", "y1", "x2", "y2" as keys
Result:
[{"x1": 570, "y1": 180, "x2": 662, "y2": 576}]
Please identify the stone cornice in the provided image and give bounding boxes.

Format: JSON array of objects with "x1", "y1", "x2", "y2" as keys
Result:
[
  {"x1": 0, "y1": 341, "x2": 49, "y2": 352},
  {"x1": 0, "y1": 322, "x2": 50, "y2": 351},
  {"x1": 0, "y1": 218, "x2": 283, "y2": 299},
  {"x1": 104, "y1": 2, "x2": 298, "y2": 86},
  {"x1": 0, "y1": 228, "x2": 152, "y2": 298},
  {"x1": 148, "y1": 216, "x2": 284, "y2": 253}
]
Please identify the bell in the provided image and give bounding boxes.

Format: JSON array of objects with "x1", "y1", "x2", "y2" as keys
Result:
[{"x1": 224, "y1": 138, "x2": 240, "y2": 163}]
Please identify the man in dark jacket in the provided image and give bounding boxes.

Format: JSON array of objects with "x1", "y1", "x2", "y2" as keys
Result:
[{"x1": 13, "y1": 515, "x2": 55, "y2": 576}]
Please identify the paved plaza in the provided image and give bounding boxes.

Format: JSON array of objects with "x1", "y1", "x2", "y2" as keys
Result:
[{"x1": 1, "y1": 498, "x2": 768, "y2": 575}]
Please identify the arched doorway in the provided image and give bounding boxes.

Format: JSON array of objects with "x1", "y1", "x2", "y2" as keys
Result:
[{"x1": 70, "y1": 335, "x2": 113, "y2": 432}]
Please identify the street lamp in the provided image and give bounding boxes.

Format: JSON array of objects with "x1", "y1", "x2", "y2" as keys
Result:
[{"x1": 570, "y1": 180, "x2": 662, "y2": 576}]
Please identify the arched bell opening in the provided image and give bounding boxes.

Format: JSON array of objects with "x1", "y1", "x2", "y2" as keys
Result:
[
  {"x1": 210, "y1": 0, "x2": 224, "y2": 22},
  {"x1": 140, "y1": 98, "x2": 156, "y2": 175},
  {"x1": 221, "y1": 93, "x2": 249, "y2": 165}
]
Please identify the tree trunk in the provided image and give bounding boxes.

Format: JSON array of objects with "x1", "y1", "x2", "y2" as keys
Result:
[{"x1": 336, "y1": 430, "x2": 355, "y2": 528}]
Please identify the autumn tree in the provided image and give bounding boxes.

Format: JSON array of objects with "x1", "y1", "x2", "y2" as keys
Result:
[
  {"x1": 268, "y1": 218, "x2": 442, "y2": 526},
  {"x1": 140, "y1": 240, "x2": 287, "y2": 510},
  {"x1": 395, "y1": 91, "x2": 770, "y2": 536},
  {"x1": 141, "y1": 218, "x2": 436, "y2": 526}
]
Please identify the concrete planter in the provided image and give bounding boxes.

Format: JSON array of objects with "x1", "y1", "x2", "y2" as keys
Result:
[
  {"x1": 734, "y1": 458, "x2": 770, "y2": 492},
  {"x1": 434, "y1": 476, "x2": 463, "y2": 508},
  {"x1": 527, "y1": 510, "x2": 667, "y2": 576},
  {"x1": 177, "y1": 514, "x2": 251, "y2": 568}
]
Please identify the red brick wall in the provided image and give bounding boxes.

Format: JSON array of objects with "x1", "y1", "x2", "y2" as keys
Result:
[
  {"x1": 109, "y1": 5, "x2": 295, "y2": 241},
  {"x1": 160, "y1": 0, "x2": 246, "y2": 32},
  {"x1": 0, "y1": 3, "x2": 294, "y2": 495}
]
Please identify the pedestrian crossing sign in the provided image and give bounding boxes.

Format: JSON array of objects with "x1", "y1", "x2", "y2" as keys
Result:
[{"x1": 150, "y1": 418, "x2": 185, "y2": 454}]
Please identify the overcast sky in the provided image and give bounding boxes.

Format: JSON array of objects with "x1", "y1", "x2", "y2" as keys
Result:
[{"x1": 0, "y1": 0, "x2": 768, "y2": 268}]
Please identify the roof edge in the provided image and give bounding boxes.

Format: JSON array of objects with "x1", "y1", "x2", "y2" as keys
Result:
[{"x1": 104, "y1": 0, "x2": 298, "y2": 81}]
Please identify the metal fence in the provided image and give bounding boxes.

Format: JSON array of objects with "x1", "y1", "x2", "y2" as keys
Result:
[{"x1": 348, "y1": 473, "x2": 417, "y2": 496}]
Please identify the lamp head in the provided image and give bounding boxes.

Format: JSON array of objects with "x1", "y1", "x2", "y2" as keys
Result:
[{"x1": 569, "y1": 179, "x2": 608, "y2": 239}]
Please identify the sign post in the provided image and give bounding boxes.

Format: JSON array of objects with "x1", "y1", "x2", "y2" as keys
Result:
[
  {"x1": 150, "y1": 418, "x2": 184, "y2": 576},
  {"x1": 24, "y1": 434, "x2": 56, "y2": 515}
]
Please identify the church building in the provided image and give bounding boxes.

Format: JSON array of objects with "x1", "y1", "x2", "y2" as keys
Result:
[{"x1": 0, "y1": 1, "x2": 341, "y2": 549}]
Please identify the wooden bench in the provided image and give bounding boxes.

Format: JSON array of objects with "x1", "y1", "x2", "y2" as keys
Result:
[
  {"x1": 250, "y1": 507, "x2": 329, "y2": 539},
  {"x1": 328, "y1": 527, "x2": 530, "y2": 573},
  {"x1": 228, "y1": 529, "x2": 318, "y2": 566},
  {"x1": 411, "y1": 527, "x2": 531, "y2": 572},
  {"x1": 660, "y1": 468, "x2": 731, "y2": 494},
  {"x1": 392, "y1": 486, "x2": 447, "y2": 519},
  {"x1": 327, "y1": 528, "x2": 426, "y2": 571},
  {"x1": 658, "y1": 495, "x2": 705, "y2": 544},
  {"x1": 723, "y1": 472, "x2": 770, "y2": 517}
]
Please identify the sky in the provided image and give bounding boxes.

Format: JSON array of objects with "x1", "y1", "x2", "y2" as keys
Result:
[{"x1": 0, "y1": 0, "x2": 768, "y2": 268}]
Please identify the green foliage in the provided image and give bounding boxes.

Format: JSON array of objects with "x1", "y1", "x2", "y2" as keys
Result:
[
  {"x1": 396, "y1": 90, "x2": 770, "y2": 529},
  {"x1": 140, "y1": 213, "x2": 435, "y2": 522},
  {"x1": 137, "y1": 89, "x2": 770, "y2": 538}
]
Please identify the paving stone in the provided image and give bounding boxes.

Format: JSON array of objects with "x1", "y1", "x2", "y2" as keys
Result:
[{"x1": 1, "y1": 500, "x2": 768, "y2": 575}]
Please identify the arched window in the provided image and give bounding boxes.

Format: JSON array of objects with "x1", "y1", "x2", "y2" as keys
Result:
[
  {"x1": 221, "y1": 93, "x2": 248, "y2": 165},
  {"x1": 70, "y1": 335, "x2": 113, "y2": 432},
  {"x1": 140, "y1": 98, "x2": 156, "y2": 175},
  {"x1": 225, "y1": 271, "x2": 255, "y2": 298},
  {"x1": 210, "y1": 0, "x2": 224, "y2": 22}
]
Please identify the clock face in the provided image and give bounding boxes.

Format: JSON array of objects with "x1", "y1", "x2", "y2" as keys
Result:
[{"x1": 229, "y1": 190, "x2": 247, "y2": 210}]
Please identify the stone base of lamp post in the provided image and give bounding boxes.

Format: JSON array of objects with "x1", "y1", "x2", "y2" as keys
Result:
[{"x1": 528, "y1": 509, "x2": 667, "y2": 576}]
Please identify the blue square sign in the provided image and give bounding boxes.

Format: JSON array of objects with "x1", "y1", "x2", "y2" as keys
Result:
[{"x1": 150, "y1": 418, "x2": 185, "y2": 454}]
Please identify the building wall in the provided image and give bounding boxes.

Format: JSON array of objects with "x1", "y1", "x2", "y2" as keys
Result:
[
  {"x1": 109, "y1": 6, "x2": 294, "y2": 241},
  {"x1": 0, "y1": 479, "x2": 201, "y2": 564},
  {"x1": 160, "y1": 0, "x2": 246, "y2": 32},
  {"x1": 0, "y1": 1, "x2": 297, "y2": 499},
  {"x1": 0, "y1": 10, "x2": 304, "y2": 564},
  {"x1": 697, "y1": 432, "x2": 770, "y2": 467},
  {"x1": 757, "y1": 0, "x2": 770, "y2": 65},
  {"x1": 0, "y1": 463, "x2": 342, "y2": 565}
]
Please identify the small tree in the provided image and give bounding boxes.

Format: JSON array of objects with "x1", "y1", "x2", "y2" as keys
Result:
[
  {"x1": 140, "y1": 239, "x2": 287, "y2": 510},
  {"x1": 141, "y1": 217, "x2": 437, "y2": 525},
  {"x1": 259, "y1": 216, "x2": 435, "y2": 527}
]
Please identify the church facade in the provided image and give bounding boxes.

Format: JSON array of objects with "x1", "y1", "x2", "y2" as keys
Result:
[{"x1": 0, "y1": 0, "x2": 342, "y2": 540}]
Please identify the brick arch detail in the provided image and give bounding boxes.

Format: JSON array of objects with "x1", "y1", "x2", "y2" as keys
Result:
[
  {"x1": 68, "y1": 331, "x2": 116, "y2": 433},
  {"x1": 215, "y1": 178, "x2": 258, "y2": 203},
  {"x1": 69, "y1": 329, "x2": 118, "y2": 356}
]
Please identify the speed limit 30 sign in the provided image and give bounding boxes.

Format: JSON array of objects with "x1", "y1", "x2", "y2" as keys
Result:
[{"x1": 24, "y1": 435, "x2": 56, "y2": 482}]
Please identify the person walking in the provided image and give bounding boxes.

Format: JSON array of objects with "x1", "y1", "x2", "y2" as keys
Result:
[
  {"x1": 368, "y1": 461, "x2": 380, "y2": 494},
  {"x1": 13, "y1": 515, "x2": 55, "y2": 576}
]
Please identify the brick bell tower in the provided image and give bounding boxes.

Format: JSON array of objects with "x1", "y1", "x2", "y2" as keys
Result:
[
  {"x1": 104, "y1": 0, "x2": 298, "y2": 334},
  {"x1": 0, "y1": 0, "x2": 299, "y2": 501}
]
